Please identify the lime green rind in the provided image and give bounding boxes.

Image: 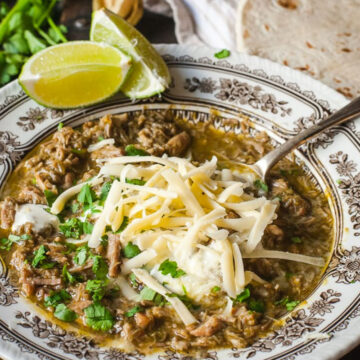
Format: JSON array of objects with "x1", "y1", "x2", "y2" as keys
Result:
[
  {"x1": 90, "y1": 9, "x2": 171, "y2": 99},
  {"x1": 18, "y1": 41, "x2": 133, "y2": 109}
]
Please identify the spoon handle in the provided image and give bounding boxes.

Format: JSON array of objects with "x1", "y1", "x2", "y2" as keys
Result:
[{"x1": 255, "y1": 96, "x2": 360, "y2": 179}]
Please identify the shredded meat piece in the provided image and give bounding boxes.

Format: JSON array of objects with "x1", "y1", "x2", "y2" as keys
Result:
[
  {"x1": 69, "y1": 300, "x2": 92, "y2": 314},
  {"x1": 47, "y1": 244, "x2": 68, "y2": 264},
  {"x1": 189, "y1": 316, "x2": 224, "y2": 337},
  {"x1": 0, "y1": 197, "x2": 17, "y2": 229},
  {"x1": 107, "y1": 234, "x2": 122, "y2": 278},
  {"x1": 90, "y1": 145, "x2": 124, "y2": 161},
  {"x1": 68, "y1": 283, "x2": 92, "y2": 314},
  {"x1": 31, "y1": 277, "x2": 62, "y2": 286},
  {"x1": 271, "y1": 178, "x2": 311, "y2": 216},
  {"x1": 134, "y1": 312, "x2": 154, "y2": 330},
  {"x1": 18, "y1": 186, "x2": 46, "y2": 204},
  {"x1": 165, "y1": 131, "x2": 191, "y2": 156}
]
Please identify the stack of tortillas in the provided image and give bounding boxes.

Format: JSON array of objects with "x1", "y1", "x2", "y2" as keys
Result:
[
  {"x1": 144, "y1": 0, "x2": 360, "y2": 99},
  {"x1": 236, "y1": 0, "x2": 360, "y2": 98}
]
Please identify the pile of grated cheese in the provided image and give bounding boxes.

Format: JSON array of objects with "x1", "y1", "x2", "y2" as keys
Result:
[{"x1": 50, "y1": 153, "x2": 324, "y2": 326}]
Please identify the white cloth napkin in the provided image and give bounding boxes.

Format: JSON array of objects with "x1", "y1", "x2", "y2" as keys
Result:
[{"x1": 144, "y1": 0, "x2": 239, "y2": 49}]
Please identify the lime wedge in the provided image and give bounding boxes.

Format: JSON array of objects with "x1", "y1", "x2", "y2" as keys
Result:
[
  {"x1": 90, "y1": 9, "x2": 171, "y2": 99},
  {"x1": 19, "y1": 41, "x2": 132, "y2": 109}
]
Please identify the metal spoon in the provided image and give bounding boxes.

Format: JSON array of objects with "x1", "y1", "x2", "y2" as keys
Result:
[{"x1": 248, "y1": 96, "x2": 360, "y2": 181}]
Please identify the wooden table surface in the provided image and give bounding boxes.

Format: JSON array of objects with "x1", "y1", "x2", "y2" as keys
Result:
[{"x1": 1, "y1": 1, "x2": 359, "y2": 359}]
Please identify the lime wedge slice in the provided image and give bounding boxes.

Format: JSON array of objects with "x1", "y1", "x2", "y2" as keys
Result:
[
  {"x1": 19, "y1": 41, "x2": 132, "y2": 109},
  {"x1": 90, "y1": 9, "x2": 171, "y2": 99}
]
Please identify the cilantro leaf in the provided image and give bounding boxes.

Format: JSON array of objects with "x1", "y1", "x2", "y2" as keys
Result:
[
  {"x1": 248, "y1": 299, "x2": 265, "y2": 313},
  {"x1": 83, "y1": 221, "x2": 94, "y2": 235},
  {"x1": 125, "y1": 145, "x2": 149, "y2": 156},
  {"x1": 234, "y1": 287, "x2": 251, "y2": 303},
  {"x1": 62, "y1": 264, "x2": 77, "y2": 284},
  {"x1": 44, "y1": 290, "x2": 71, "y2": 308},
  {"x1": 116, "y1": 216, "x2": 129, "y2": 233},
  {"x1": 86, "y1": 279, "x2": 108, "y2": 301},
  {"x1": 32, "y1": 245, "x2": 48, "y2": 268},
  {"x1": 0, "y1": 233, "x2": 30, "y2": 251},
  {"x1": 91, "y1": 255, "x2": 108, "y2": 280},
  {"x1": 125, "y1": 178, "x2": 146, "y2": 186},
  {"x1": 139, "y1": 287, "x2": 156, "y2": 301},
  {"x1": 24, "y1": 30, "x2": 46, "y2": 54},
  {"x1": 159, "y1": 259, "x2": 186, "y2": 278},
  {"x1": 211, "y1": 286, "x2": 221, "y2": 293},
  {"x1": 59, "y1": 218, "x2": 84, "y2": 239},
  {"x1": 254, "y1": 179, "x2": 269, "y2": 192},
  {"x1": 125, "y1": 305, "x2": 143, "y2": 317},
  {"x1": 0, "y1": 237, "x2": 13, "y2": 251},
  {"x1": 275, "y1": 297, "x2": 300, "y2": 311},
  {"x1": 44, "y1": 189, "x2": 57, "y2": 207},
  {"x1": 54, "y1": 303, "x2": 77, "y2": 322},
  {"x1": 123, "y1": 242, "x2": 141, "y2": 258},
  {"x1": 100, "y1": 182, "x2": 112, "y2": 202},
  {"x1": 291, "y1": 236, "x2": 302, "y2": 244},
  {"x1": 74, "y1": 246, "x2": 88, "y2": 266},
  {"x1": 77, "y1": 184, "x2": 97, "y2": 206},
  {"x1": 57, "y1": 122, "x2": 64, "y2": 130},
  {"x1": 84, "y1": 303, "x2": 114, "y2": 331},
  {"x1": 214, "y1": 49, "x2": 230, "y2": 59}
]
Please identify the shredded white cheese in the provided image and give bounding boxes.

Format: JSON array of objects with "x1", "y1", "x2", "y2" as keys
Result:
[
  {"x1": 57, "y1": 154, "x2": 324, "y2": 301},
  {"x1": 88, "y1": 138, "x2": 115, "y2": 152}
]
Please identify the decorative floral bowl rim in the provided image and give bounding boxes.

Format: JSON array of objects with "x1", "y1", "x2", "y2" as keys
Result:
[{"x1": 0, "y1": 44, "x2": 359, "y2": 360}]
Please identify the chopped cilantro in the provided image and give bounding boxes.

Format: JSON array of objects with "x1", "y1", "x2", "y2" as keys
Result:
[
  {"x1": 44, "y1": 290, "x2": 71, "y2": 308},
  {"x1": 0, "y1": 238, "x2": 12, "y2": 251},
  {"x1": 71, "y1": 202, "x2": 79, "y2": 213},
  {"x1": 71, "y1": 148, "x2": 86, "y2": 156},
  {"x1": 159, "y1": 259, "x2": 186, "y2": 278},
  {"x1": 336, "y1": 179, "x2": 342, "y2": 185},
  {"x1": 100, "y1": 182, "x2": 112, "y2": 202},
  {"x1": 86, "y1": 279, "x2": 108, "y2": 301},
  {"x1": 57, "y1": 122, "x2": 64, "y2": 130},
  {"x1": 123, "y1": 242, "x2": 141, "y2": 258},
  {"x1": 54, "y1": 303, "x2": 77, "y2": 322},
  {"x1": 254, "y1": 179, "x2": 269, "y2": 192},
  {"x1": 91, "y1": 255, "x2": 108, "y2": 280},
  {"x1": 77, "y1": 184, "x2": 96, "y2": 206},
  {"x1": 291, "y1": 236, "x2": 302, "y2": 244},
  {"x1": 211, "y1": 286, "x2": 221, "y2": 293},
  {"x1": 125, "y1": 305, "x2": 143, "y2": 317},
  {"x1": 139, "y1": 287, "x2": 156, "y2": 301},
  {"x1": 0, "y1": 234, "x2": 30, "y2": 251},
  {"x1": 98, "y1": 136, "x2": 105, "y2": 142},
  {"x1": 74, "y1": 246, "x2": 88, "y2": 266},
  {"x1": 116, "y1": 216, "x2": 129, "y2": 233},
  {"x1": 83, "y1": 221, "x2": 94, "y2": 235},
  {"x1": 129, "y1": 273, "x2": 138, "y2": 287},
  {"x1": 31, "y1": 245, "x2": 48, "y2": 268},
  {"x1": 62, "y1": 264, "x2": 77, "y2": 284},
  {"x1": 125, "y1": 145, "x2": 149, "y2": 156},
  {"x1": 84, "y1": 303, "x2": 114, "y2": 331},
  {"x1": 248, "y1": 299, "x2": 265, "y2": 313},
  {"x1": 125, "y1": 178, "x2": 146, "y2": 186},
  {"x1": 275, "y1": 297, "x2": 300, "y2": 311},
  {"x1": 44, "y1": 189, "x2": 57, "y2": 207},
  {"x1": 214, "y1": 49, "x2": 230, "y2": 59},
  {"x1": 285, "y1": 272, "x2": 294, "y2": 280},
  {"x1": 233, "y1": 287, "x2": 265, "y2": 313},
  {"x1": 234, "y1": 287, "x2": 251, "y2": 303},
  {"x1": 59, "y1": 217, "x2": 83, "y2": 239}
]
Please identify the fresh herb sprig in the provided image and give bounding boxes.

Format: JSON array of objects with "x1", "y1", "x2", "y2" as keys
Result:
[{"x1": 0, "y1": 0, "x2": 67, "y2": 85}]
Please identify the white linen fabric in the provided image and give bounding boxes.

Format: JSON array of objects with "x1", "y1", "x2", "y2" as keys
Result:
[{"x1": 144, "y1": 0, "x2": 238, "y2": 49}]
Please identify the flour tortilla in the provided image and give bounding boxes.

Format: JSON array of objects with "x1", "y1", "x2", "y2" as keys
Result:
[{"x1": 236, "y1": 0, "x2": 360, "y2": 98}]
